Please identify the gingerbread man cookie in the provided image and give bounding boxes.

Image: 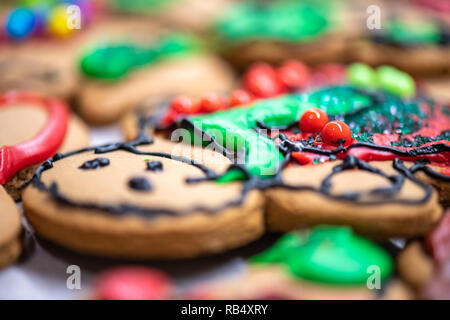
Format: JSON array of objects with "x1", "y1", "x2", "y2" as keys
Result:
[{"x1": 22, "y1": 137, "x2": 263, "y2": 259}]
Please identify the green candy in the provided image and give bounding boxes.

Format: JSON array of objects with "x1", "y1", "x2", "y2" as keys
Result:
[
  {"x1": 347, "y1": 63, "x2": 378, "y2": 88},
  {"x1": 251, "y1": 226, "x2": 394, "y2": 285},
  {"x1": 80, "y1": 34, "x2": 198, "y2": 80},
  {"x1": 111, "y1": 0, "x2": 171, "y2": 13},
  {"x1": 377, "y1": 65, "x2": 415, "y2": 98}
]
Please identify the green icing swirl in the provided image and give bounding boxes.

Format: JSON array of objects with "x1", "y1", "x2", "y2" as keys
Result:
[
  {"x1": 80, "y1": 34, "x2": 199, "y2": 80},
  {"x1": 216, "y1": 0, "x2": 332, "y2": 43},
  {"x1": 251, "y1": 226, "x2": 394, "y2": 285},
  {"x1": 384, "y1": 19, "x2": 441, "y2": 45}
]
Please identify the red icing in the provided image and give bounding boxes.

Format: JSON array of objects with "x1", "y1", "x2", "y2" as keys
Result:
[
  {"x1": 95, "y1": 267, "x2": 172, "y2": 300},
  {"x1": 0, "y1": 91, "x2": 69, "y2": 184}
]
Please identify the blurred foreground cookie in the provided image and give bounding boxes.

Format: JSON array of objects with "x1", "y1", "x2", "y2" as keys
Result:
[
  {"x1": 77, "y1": 34, "x2": 234, "y2": 125},
  {"x1": 398, "y1": 211, "x2": 450, "y2": 299},
  {"x1": 212, "y1": 0, "x2": 354, "y2": 68},
  {"x1": 0, "y1": 91, "x2": 89, "y2": 200},
  {"x1": 22, "y1": 138, "x2": 264, "y2": 259},
  {"x1": 189, "y1": 227, "x2": 412, "y2": 300},
  {"x1": 0, "y1": 186, "x2": 22, "y2": 269}
]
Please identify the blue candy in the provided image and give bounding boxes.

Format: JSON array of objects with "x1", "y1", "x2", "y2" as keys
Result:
[{"x1": 5, "y1": 8, "x2": 37, "y2": 40}]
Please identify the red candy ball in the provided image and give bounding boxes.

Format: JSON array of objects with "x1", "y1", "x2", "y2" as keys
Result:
[
  {"x1": 170, "y1": 95, "x2": 198, "y2": 114},
  {"x1": 229, "y1": 89, "x2": 253, "y2": 107},
  {"x1": 95, "y1": 267, "x2": 172, "y2": 300},
  {"x1": 321, "y1": 121, "x2": 352, "y2": 146},
  {"x1": 277, "y1": 60, "x2": 311, "y2": 89},
  {"x1": 299, "y1": 108, "x2": 329, "y2": 133},
  {"x1": 199, "y1": 92, "x2": 225, "y2": 113},
  {"x1": 243, "y1": 63, "x2": 284, "y2": 98}
]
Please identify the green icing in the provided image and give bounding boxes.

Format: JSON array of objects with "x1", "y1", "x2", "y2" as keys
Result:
[
  {"x1": 216, "y1": 0, "x2": 332, "y2": 43},
  {"x1": 80, "y1": 34, "x2": 198, "y2": 80},
  {"x1": 251, "y1": 226, "x2": 394, "y2": 285},
  {"x1": 385, "y1": 19, "x2": 441, "y2": 45},
  {"x1": 189, "y1": 96, "x2": 318, "y2": 178}
]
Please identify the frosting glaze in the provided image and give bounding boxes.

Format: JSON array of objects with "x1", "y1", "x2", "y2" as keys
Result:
[
  {"x1": 215, "y1": 0, "x2": 332, "y2": 43},
  {"x1": 0, "y1": 91, "x2": 69, "y2": 184},
  {"x1": 80, "y1": 34, "x2": 199, "y2": 80},
  {"x1": 252, "y1": 226, "x2": 394, "y2": 285}
]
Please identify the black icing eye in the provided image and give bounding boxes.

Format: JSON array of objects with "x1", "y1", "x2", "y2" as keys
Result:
[
  {"x1": 128, "y1": 177, "x2": 152, "y2": 191},
  {"x1": 79, "y1": 158, "x2": 110, "y2": 170},
  {"x1": 146, "y1": 161, "x2": 163, "y2": 172}
]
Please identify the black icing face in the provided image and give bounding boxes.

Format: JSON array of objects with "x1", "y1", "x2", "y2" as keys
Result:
[{"x1": 30, "y1": 141, "x2": 249, "y2": 218}]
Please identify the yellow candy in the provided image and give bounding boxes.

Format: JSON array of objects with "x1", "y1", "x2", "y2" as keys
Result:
[{"x1": 48, "y1": 5, "x2": 74, "y2": 37}]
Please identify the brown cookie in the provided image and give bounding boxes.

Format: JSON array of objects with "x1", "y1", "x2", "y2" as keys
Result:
[
  {"x1": 22, "y1": 138, "x2": 264, "y2": 259},
  {"x1": 0, "y1": 186, "x2": 22, "y2": 269},
  {"x1": 265, "y1": 159, "x2": 443, "y2": 238},
  {"x1": 0, "y1": 93, "x2": 89, "y2": 200},
  {"x1": 77, "y1": 53, "x2": 235, "y2": 125}
]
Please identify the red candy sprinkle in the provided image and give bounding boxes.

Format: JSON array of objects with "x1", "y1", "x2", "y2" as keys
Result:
[
  {"x1": 199, "y1": 92, "x2": 226, "y2": 113},
  {"x1": 277, "y1": 60, "x2": 311, "y2": 89},
  {"x1": 299, "y1": 108, "x2": 329, "y2": 133},
  {"x1": 170, "y1": 95, "x2": 198, "y2": 114},
  {"x1": 95, "y1": 267, "x2": 172, "y2": 300},
  {"x1": 321, "y1": 121, "x2": 352, "y2": 146},
  {"x1": 243, "y1": 63, "x2": 284, "y2": 98},
  {"x1": 229, "y1": 89, "x2": 253, "y2": 107}
]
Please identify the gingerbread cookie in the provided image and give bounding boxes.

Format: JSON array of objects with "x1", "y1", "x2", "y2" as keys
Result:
[
  {"x1": 138, "y1": 62, "x2": 448, "y2": 237},
  {"x1": 0, "y1": 91, "x2": 89, "y2": 200},
  {"x1": 353, "y1": 2, "x2": 449, "y2": 75},
  {"x1": 77, "y1": 32, "x2": 234, "y2": 125},
  {"x1": 188, "y1": 227, "x2": 412, "y2": 300},
  {"x1": 22, "y1": 137, "x2": 264, "y2": 259},
  {"x1": 0, "y1": 186, "x2": 22, "y2": 269},
  {"x1": 398, "y1": 210, "x2": 450, "y2": 299},
  {"x1": 0, "y1": 1, "x2": 100, "y2": 98},
  {"x1": 212, "y1": 0, "x2": 355, "y2": 69}
]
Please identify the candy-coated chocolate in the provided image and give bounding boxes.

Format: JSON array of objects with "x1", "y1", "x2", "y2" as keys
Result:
[
  {"x1": 5, "y1": 8, "x2": 36, "y2": 40},
  {"x1": 170, "y1": 96, "x2": 198, "y2": 114},
  {"x1": 299, "y1": 108, "x2": 328, "y2": 133},
  {"x1": 321, "y1": 121, "x2": 352, "y2": 146},
  {"x1": 277, "y1": 60, "x2": 311, "y2": 89},
  {"x1": 229, "y1": 90, "x2": 253, "y2": 107},
  {"x1": 243, "y1": 63, "x2": 284, "y2": 98},
  {"x1": 95, "y1": 267, "x2": 172, "y2": 300},
  {"x1": 199, "y1": 92, "x2": 226, "y2": 113}
]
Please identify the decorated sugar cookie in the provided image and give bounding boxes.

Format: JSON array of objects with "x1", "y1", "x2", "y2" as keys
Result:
[
  {"x1": 0, "y1": 91, "x2": 89, "y2": 200},
  {"x1": 77, "y1": 33, "x2": 234, "y2": 125},
  {"x1": 22, "y1": 137, "x2": 264, "y2": 259},
  {"x1": 188, "y1": 226, "x2": 412, "y2": 300},
  {"x1": 212, "y1": 0, "x2": 354, "y2": 68},
  {"x1": 131, "y1": 62, "x2": 448, "y2": 237},
  {"x1": 0, "y1": 186, "x2": 22, "y2": 269}
]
